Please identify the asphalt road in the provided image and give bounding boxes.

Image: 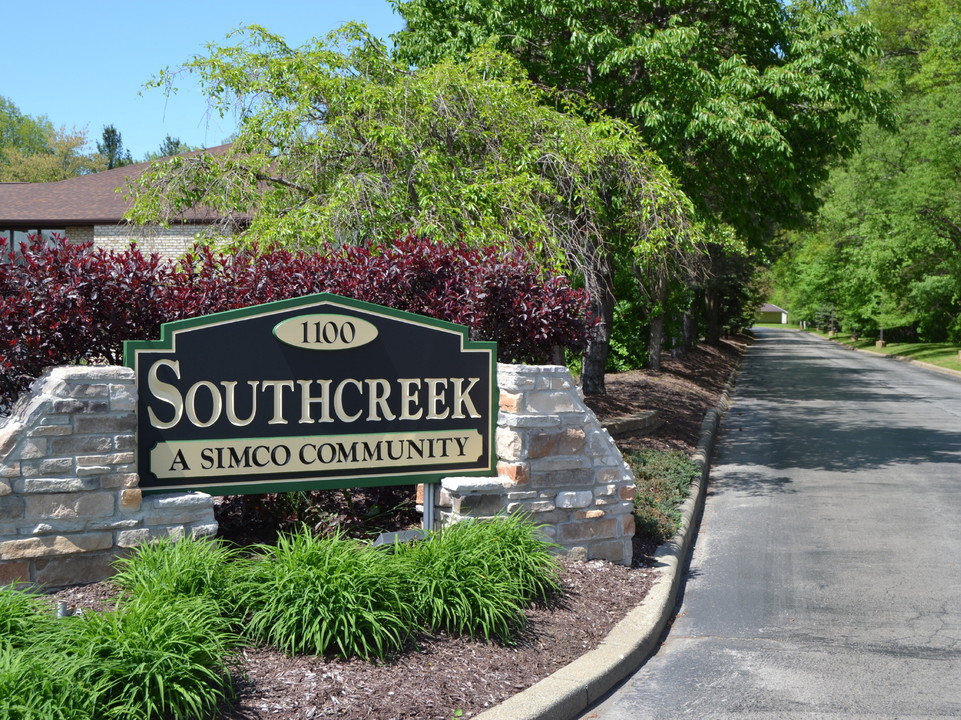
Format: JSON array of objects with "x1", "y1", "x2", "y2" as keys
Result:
[{"x1": 581, "y1": 327, "x2": 961, "y2": 719}]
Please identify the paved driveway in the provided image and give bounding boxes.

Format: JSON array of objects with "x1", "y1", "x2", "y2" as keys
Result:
[{"x1": 582, "y1": 328, "x2": 961, "y2": 719}]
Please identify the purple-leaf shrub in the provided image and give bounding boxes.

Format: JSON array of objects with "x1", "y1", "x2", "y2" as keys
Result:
[{"x1": 0, "y1": 235, "x2": 588, "y2": 411}]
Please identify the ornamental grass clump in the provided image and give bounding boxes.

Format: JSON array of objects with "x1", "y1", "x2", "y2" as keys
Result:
[
  {"x1": 0, "y1": 584, "x2": 55, "y2": 648},
  {"x1": 0, "y1": 587, "x2": 92, "y2": 717},
  {"x1": 392, "y1": 515, "x2": 561, "y2": 643},
  {"x1": 233, "y1": 528, "x2": 411, "y2": 660},
  {"x1": 112, "y1": 535, "x2": 243, "y2": 617},
  {"x1": 0, "y1": 589, "x2": 238, "y2": 720},
  {"x1": 44, "y1": 594, "x2": 239, "y2": 720},
  {"x1": 0, "y1": 644, "x2": 93, "y2": 719},
  {"x1": 471, "y1": 513, "x2": 562, "y2": 603}
]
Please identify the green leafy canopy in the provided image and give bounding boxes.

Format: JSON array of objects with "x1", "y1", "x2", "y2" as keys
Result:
[
  {"x1": 773, "y1": 0, "x2": 961, "y2": 340},
  {"x1": 391, "y1": 0, "x2": 892, "y2": 246},
  {"x1": 129, "y1": 23, "x2": 700, "y2": 275}
]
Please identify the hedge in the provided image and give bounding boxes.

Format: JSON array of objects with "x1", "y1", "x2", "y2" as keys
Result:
[{"x1": 1, "y1": 235, "x2": 588, "y2": 411}]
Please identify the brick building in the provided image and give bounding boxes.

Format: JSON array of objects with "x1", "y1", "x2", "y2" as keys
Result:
[{"x1": 0, "y1": 145, "x2": 237, "y2": 258}]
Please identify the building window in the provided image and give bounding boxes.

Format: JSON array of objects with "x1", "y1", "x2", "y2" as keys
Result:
[{"x1": 1, "y1": 229, "x2": 65, "y2": 261}]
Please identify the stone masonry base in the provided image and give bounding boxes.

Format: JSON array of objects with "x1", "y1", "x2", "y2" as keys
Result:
[
  {"x1": 432, "y1": 364, "x2": 636, "y2": 565},
  {"x1": 0, "y1": 367, "x2": 215, "y2": 588},
  {"x1": 1, "y1": 362, "x2": 638, "y2": 587}
]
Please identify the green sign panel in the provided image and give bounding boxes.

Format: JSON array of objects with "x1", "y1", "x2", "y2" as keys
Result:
[{"x1": 124, "y1": 294, "x2": 497, "y2": 495}]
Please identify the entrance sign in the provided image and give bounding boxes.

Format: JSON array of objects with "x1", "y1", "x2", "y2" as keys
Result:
[{"x1": 124, "y1": 294, "x2": 497, "y2": 495}]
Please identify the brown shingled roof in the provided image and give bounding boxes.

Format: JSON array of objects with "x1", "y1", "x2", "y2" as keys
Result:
[{"x1": 0, "y1": 144, "x2": 232, "y2": 228}]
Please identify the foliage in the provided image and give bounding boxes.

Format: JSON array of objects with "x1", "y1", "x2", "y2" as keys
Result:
[
  {"x1": 625, "y1": 449, "x2": 700, "y2": 544},
  {"x1": 0, "y1": 124, "x2": 107, "y2": 182},
  {"x1": 47, "y1": 594, "x2": 238, "y2": 720},
  {"x1": 391, "y1": 515, "x2": 561, "y2": 643},
  {"x1": 154, "y1": 135, "x2": 192, "y2": 160},
  {"x1": 233, "y1": 529, "x2": 412, "y2": 659},
  {"x1": 1, "y1": 95, "x2": 109, "y2": 180},
  {"x1": 0, "y1": 643, "x2": 93, "y2": 719},
  {"x1": 3, "y1": 517, "x2": 560, "y2": 714},
  {"x1": 0, "y1": 234, "x2": 587, "y2": 411},
  {"x1": 0, "y1": 95, "x2": 53, "y2": 156},
  {"x1": 96, "y1": 124, "x2": 133, "y2": 169},
  {"x1": 129, "y1": 24, "x2": 701, "y2": 392},
  {"x1": 772, "y1": 0, "x2": 961, "y2": 341},
  {"x1": 392, "y1": 0, "x2": 892, "y2": 359},
  {"x1": 0, "y1": 589, "x2": 238, "y2": 720},
  {"x1": 132, "y1": 26, "x2": 694, "y2": 262},
  {"x1": 112, "y1": 536, "x2": 242, "y2": 613},
  {"x1": 0, "y1": 236, "x2": 168, "y2": 409},
  {"x1": 393, "y1": 0, "x2": 890, "y2": 245},
  {"x1": 0, "y1": 585, "x2": 54, "y2": 648},
  {"x1": 606, "y1": 264, "x2": 650, "y2": 372}
]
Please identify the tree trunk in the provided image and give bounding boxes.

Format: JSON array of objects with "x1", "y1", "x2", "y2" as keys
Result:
[
  {"x1": 580, "y1": 242, "x2": 614, "y2": 396},
  {"x1": 648, "y1": 312, "x2": 665, "y2": 370},
  {"x1": 704, "y1": 283, "x2": 722, "y2": 346},
  {"x1": 646, "y1": 271, "x2": 669, "y2": 371}
]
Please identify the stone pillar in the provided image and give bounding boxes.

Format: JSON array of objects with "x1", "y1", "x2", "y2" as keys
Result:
[
  {"x1": 436, "y1": 364, "x2": 636, "y2": 565},
  {"x1": 0, "y1": 366, "x2": 215, "y2": 588}
]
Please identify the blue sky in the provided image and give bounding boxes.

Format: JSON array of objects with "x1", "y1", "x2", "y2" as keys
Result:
[{"x1": 2, "y1": 0, "x2": 405, "y2": 160}]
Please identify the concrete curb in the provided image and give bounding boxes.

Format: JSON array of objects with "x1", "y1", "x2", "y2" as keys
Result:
[
  {"x1": 473, "y1": 362, "x2": 742, "y2": 720},
  {"x1": 890, "y1": 355, "x2": 961, "y2": 380},
  {"x1": 851, "y1": 348, "x2": 961, "y2": 378},
  {"x1": 822, "y1": 334, "x2": 961, "y2": 381}
]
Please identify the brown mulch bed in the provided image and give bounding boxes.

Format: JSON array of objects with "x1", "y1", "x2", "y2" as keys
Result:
[
  {"x1": 584, "y1": 337, "x2": 748, "y2": 455},
  {"x1": 49, "y1": 337, "x2": 747, "y2": 720}
]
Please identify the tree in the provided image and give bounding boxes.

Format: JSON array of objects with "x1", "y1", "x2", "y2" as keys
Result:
[
  {"x1": 0, "y1": 96, "x2": 53, "y2": 155},
  {"x1": 97, "y1": 124, "x2": 133, "y2": 169},
  {"x1": 142, "y1": 135, "x2": 192, "y2": 161},
  {"x1": 0, "y1": 125, "x2": 106, "y2": 182},
  {"x1": 773, "y1": 0, "x2": 961, "y2": 341},
  {"x1": 128, "y1": 24, "x2": 701, "y2": 393},
  {"x1": 0, "y1": 97, "x2": 107, "y2": 182},
  {"x1": 392, "y1": 0, "x2": 892, "y2": 349},
  {"x1": 159, "y1": 135, "x2": 189, "y2": 157}
]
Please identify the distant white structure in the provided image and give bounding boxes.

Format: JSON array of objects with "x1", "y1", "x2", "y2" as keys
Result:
[{"x1": 757, "y1": 303, "x2": 789, "y2": 324}]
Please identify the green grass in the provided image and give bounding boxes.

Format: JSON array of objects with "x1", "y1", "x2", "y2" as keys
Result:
[
  {"x1": 0, "y1": 588, "x2": 238, "y2": 720},
  {"x1": 50, "y1": 595, "x2": 239, "y2": 720},
  {"x1": 0, "y1": 643, "x2": 93, "y2": 719},
  {"x1": 391, "y1": 515, "x2": 561, "y2": 643},
  {"x1": 0, "y1": 583, "x2": 55, "y2": 648},
  {"x1": 830, "y1": 336, "x2": 961, "y2": 372},
  {"x1": 0, "y1": 517, "x2": 562, "y2": 714},
  {"x1": 234, "y1": 529, "x2": 412, "y2": 660},
  {"x1": 112, "y1": 535, "x2": 243, "y2": 614},
  {"x1": 625, "y1": 450, "x2": 700, "y2": 544},
  {"x1": 757, "y1": 325, "x2": 961, "y2": 373}
]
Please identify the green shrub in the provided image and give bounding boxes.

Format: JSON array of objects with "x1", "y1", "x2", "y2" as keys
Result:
[
  {"x1": 0, "y1": 644, "x2": 93, "y2": 719},
  {"x1": 0, "y1": 585, "x2": 55, "y2": 649},
  {"x1": 392, "y1": 515, "x2": 561, "y2": 643},
  {"x1": 459, "y1": 513, "x2": 561, "y2": 603},
  {"x1": 626, "y1": 449, "x2": 700, "y2": 543},
  {"x1": 112, "y1": 535, "x2": 242, "y2": 616},
  {"x1": 234, "y1": 528, "x2": 411, "y2": 660},
  {"x1": 45, "y1": 594, "x2": 239, "y2": 720},
  {"x1": 0, "y1": 516, "x2": 565, "y2": 717}
]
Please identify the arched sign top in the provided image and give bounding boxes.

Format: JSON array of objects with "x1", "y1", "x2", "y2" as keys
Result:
[{"x1": 124, "y1": 293, "x2": 497, "y2": 496}]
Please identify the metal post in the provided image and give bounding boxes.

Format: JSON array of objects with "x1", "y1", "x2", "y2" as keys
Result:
[{"x1": 422, "y1": 482, "x2": 435, "y2": 531}]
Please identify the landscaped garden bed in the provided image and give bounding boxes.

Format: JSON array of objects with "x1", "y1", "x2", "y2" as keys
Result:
[{"x1": 13, "y1": 337, "x2": 745, "y2": 719}]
